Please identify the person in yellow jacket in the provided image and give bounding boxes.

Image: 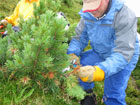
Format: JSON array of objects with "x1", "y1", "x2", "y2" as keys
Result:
[{"x1": 0, "y1": 0, "x2": 40, "y2": 26}]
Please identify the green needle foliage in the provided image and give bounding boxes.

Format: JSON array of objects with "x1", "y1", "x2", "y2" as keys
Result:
[{"x1": 0, "y1": 0, "x2": 85, "y2": 104}]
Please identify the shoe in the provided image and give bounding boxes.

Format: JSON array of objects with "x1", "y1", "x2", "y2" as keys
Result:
[{"x1": 80, "y1": 89, "x2": 97, "y2": 105}]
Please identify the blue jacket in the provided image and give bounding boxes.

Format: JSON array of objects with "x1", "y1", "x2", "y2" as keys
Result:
[{"x1": 68, "y1": 0, "x2": 139, "y2": 78}]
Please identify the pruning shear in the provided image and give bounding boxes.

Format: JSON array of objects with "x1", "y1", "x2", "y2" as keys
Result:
[
  {"x1": 63, "y1": 58, "x2": 81, "y2": 77},
  {"x1": 71, "y1": 59, "x2": 79, "y2": 68}
]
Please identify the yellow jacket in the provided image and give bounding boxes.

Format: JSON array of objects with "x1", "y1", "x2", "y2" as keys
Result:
[{"x1": 5, "y1": 0, "x2": 39, "y2": 26}]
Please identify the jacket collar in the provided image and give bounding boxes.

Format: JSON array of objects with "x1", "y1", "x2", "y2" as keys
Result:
[{"x1": 79, "y1": 0, "x2": 124, "y2": 24}]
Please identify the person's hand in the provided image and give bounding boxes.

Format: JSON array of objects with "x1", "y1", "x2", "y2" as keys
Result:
[
  {"x1": 77, "y1": 66, "x2": 105, "y2": 82},
  {"x1": 0, "y1": 19, "x2": 8, "y2": 26},
  {"x1": 69, "y1": 53, "x2": 80, "y2": 68},
  {"x1": 78, "y1": 66, "x2": 95, "y2": 82}
]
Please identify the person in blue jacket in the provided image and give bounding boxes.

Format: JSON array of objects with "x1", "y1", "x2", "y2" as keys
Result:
[{"x1": 68, "y1": 0, "x2": 140, "y2": 105}]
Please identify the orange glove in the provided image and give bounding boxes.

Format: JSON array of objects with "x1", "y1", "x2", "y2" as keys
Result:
[{"x1": 77, "y1": 66, "x2": 105, "y2": 82}]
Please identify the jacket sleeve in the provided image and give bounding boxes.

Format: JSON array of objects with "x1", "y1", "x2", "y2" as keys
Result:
[
  {"x1": 67, "y1": 18, "x2": 89, "y2": 56},
  {"x1": 96, "y1": 5, "x2": 138, "y2": 78},
  {"x1": 5, "y1": 1, "x2": 21, "y2": 26}
]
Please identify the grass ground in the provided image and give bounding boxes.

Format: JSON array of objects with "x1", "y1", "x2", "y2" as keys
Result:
[
  {"x1": 0, "y1": 0, "x2": 140, "y2": 105},
  {"x1": 0, "y1": 0, "x2": 19, "y2": 19}
]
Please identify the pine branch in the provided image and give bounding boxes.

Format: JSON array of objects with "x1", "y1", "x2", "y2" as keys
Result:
[
  {"x1": 31, "y1": 45, "x2": 42, "y2": 79},
  {"x1": 33, "y1": 46, "x2": 41, "y2": 69},
  {"x1": 54, "y1": 31, "x2": 57, "y2": 40}
]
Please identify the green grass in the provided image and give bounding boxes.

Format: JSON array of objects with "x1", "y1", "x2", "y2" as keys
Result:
[
  {"x1": 0, "y1": 81, "x2": 80, "y2": 105},
  {"x1": 0, "y1": 0, "x2": 19, "y2": 20},
  {"x1": 127, "y1": 58, "x2": 140, "y2": 104},
  {"x1": 60, "y1": 2, "x2": 82, "y2": 24},
  {"x1": 126, "y1": 77, "x2": 140, "y2": 105}
]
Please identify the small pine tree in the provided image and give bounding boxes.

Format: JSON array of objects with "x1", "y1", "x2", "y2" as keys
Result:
[{"x1": 0, "y1": 0, "x2": 85, "y2": 104}]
